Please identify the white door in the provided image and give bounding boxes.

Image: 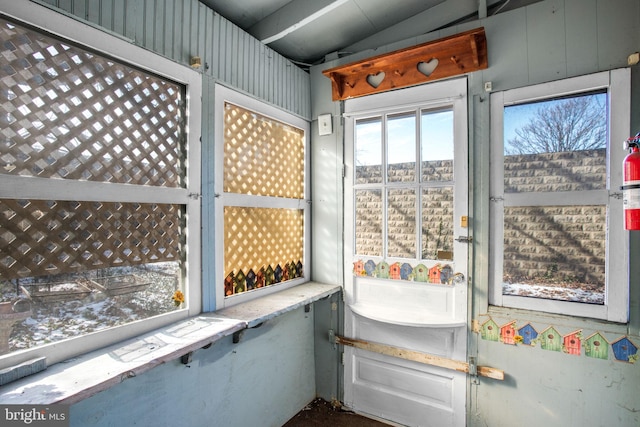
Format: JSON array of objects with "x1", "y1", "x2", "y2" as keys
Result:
[{"x1": 343, "y1": 78, "x2": 469, "y2": 427}]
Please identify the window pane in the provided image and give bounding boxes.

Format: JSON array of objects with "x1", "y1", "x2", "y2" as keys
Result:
[
  {"x1": 223, "y1": 207, "x2": 304, "y2": 296},
  {"x1": 502, "y1": 205, "x2": 605, "y2": 304},
  {"x1": 387, "y1": 188, "x2": 416, "y2": 258},
  {"x1": 0, "y1": 197, "x2": 184, "y2": 355},
  {"x1": 355, "y1": 118, "x2": 382, "y2": 184},
  {"x1": 0, "y1": 17, "x2": 185, "y2": 187},
  {"x1": 1, "y1": 262, "x2": 181, "y2": 354},
  {"x1": 355, "y1": 189, "x2": 382, "y2": 257},
  {"x1": 0, "y1": 199, "x2": 182, "y2": 278},
  {"x1": 421, "y1": 187, "x2": 454, "y2": 260},
  {"x1": 387, "y1": 113, "x2": 416, "y2": 183},
  {"x1": 503, "y1": 93, "x2": 607, "y2": 193},
  {"x1": 224, "y1": 103, "x2": 305, "y2": 199},
  {"x1": 421, "y1": 110, "x2": 453, "y2": 182}
]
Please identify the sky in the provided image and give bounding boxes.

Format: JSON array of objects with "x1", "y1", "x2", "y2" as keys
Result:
[
  {"x1": 355, "y1": 110, "x2": 453, "y2": 166},
  {"x1": 354, "y1": 92, "x2": 607, "y2": 167}
]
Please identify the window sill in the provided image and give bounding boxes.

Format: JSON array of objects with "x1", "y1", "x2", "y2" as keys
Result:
[
  {"x1": 349, "y1": 303, "x2": 466, "y2": 328},
  {"x1": 0, "y1": 281, "x2": 341, "y2": 405}
]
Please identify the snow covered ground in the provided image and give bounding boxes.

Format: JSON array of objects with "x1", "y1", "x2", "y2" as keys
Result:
[
  {"x1": 503, "y1": 282, "x2": 604, "y2": 304},
  {"x1": 3, "y1": 262, "x2": 181, "y2": 353}
]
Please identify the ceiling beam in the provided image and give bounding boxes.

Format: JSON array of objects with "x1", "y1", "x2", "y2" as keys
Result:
[
  {"x1": 249, "y1": 0, "x2": 350, "y2": 44},
  {"x1": 342, "y1": 0, "x2": 503, "y2": 56}
]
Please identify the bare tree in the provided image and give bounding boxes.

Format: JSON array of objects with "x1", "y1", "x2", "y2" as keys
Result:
[{"x1": 505, "y1": 95, "x2": 606, "y2": 155}]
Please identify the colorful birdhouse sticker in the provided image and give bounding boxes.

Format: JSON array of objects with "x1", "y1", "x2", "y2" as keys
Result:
[
  {"x1": 540, "y1": 326, "x2": 562, "y2": 351},
  {"x1": 224, "y1": 272, "x2": 235, "y2": 296},
  {"x1": 412, "y1": 264, "x2": 429, "y2": 282},
  {"x1": 235, "y1": 270, "x2": 246, "y2": 294},
  {"x1": 500, "y1": 321, "x2": 517, "y2": 345},
  {"x1": 246, "y1": 269, "x2": 256, "y2": 290},
  {"x1": 400, "y1": 263, "x2": 413, "y2": 280},
  {"x1": 353, "y1": 260, "x2": 365, "y2": 276},
  {"x1": 282, "y1": 263, "x2": 290, "y2": 281},
  {"x1": 563, "y1": 330, "x2": 582, "y2": 355},
  {"x1": 440, "y1": 264, "x2": 453, "y2": 284},
  {"x1": 288, "y1": 262, "x2": 297, "y2": 279},
  {"x1": 584, "y1": 332, "x2": 609, "y2": 360},
  {"x1": 374, "y1": 261, "x2": 390, "y2": 279},
  {"x1": 296, "y1": 261, "x2": 303, "y2": 277},
  {"x1": 389, "y1": 262, "x2": 401, "y2": 280},
  {"x1": 517, "y1": 323, "x2": 538, "y2": 346},
  {"x1": 480, "y1": 318, "x2": 500, "y2": 342},
  {"x1": 428, "y1": 264, "x2": 441, "y2": 283},
  {"x1": 364, "y1": 260, "x2": 376, "y2": 276},
  {"x1": 265, "y1": 265, "x2": 275, "y2": 286},
  {"x1": 611, "y1": 336, "x2": 638, "y2": 363},
  {"x1": 275, "y1": 265, "x2": 283, "y2": 283},
  {"x1": 256, "y1": 268, "x2": 265, "y2": 288}
]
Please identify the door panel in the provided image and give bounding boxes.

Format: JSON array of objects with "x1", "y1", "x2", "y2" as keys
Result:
[{"x1": 343, "y1": 78, "x2": 468, "y2": 427}]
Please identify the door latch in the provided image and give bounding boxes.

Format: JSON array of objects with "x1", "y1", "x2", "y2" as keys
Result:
[{"x1": 455, "y1": 235, "x2": 473, "y2": 243}]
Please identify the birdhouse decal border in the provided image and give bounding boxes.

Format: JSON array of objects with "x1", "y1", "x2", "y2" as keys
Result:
[
  {"x1": 476, "y1": 317, "x2": 638, "y2": 365},
  {"x1": 352, "y1": 259, "x2": 455, "y2": 285}
]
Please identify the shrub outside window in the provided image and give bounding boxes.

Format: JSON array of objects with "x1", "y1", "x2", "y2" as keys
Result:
[
  {"x1": 0, "y1": 11, "x2": 201, "y2": 369},
  {"x1": 489, "y1": 70, "x2": 630, "y2": 322}
]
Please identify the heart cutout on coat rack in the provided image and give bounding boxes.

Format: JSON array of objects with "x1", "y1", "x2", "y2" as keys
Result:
[
  {"x1": 417, "y1": 58, "x2": 439, "y2": 77},
  {"x1": 366, "y1": 72, "x2": 385, "y2": 88}
]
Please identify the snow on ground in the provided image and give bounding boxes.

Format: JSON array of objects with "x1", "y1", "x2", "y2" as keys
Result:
[
  {"x1": 503, "y1": 282, "x2": 604, "y2": 304},
  {"x1": 4, "y1": 263, "x2": 181, "y2": 352}
]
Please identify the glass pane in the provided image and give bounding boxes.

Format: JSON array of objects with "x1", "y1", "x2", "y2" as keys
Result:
[
  {"x1": 0, "y1": 197, "x2": 184, "y2": 355},
  {"x1": 421, "y1": 187, "x2": 454, "y2": 260},
  {"x1": 387, "y1": 113, "x2": 416, "y2": 183},
  {"x1": 387, "y1": 188, "x2": 416, "y2": 258},
  {"x1": 0, "y1": 17, "x2": 185, "y2": 187},
  {"x1": 0, "y1": 262, "x2": 182, "y2": 355},
  {"x1": 0, "y1": 199, "x2": 183, "y2": 278},
  {"x1": 224, "y1": 207, "x2": 304, "y2": 296},
  {"x1": 503, "y1": 93, "x2": 607, "y2": 193},
  {"x1": 355, "y1": 118, "x2": 382, "y2": 184},
  {"x1": 224, "y1": 103, "x2": 305, "y2": 199},
  {"x1": 502, "y1": 205, "x2": 605, "y2": 304},
  {"x1": 421, "y1": 109, "x2": 454, "y2": 182},
  {"x1": 355, "y1": 189, "x2": 382, "y2": 257}
]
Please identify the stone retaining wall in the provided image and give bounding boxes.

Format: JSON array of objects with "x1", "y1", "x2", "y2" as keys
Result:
[{"x1": 354, "y1": 148, "x2": 606, "y2": 285}]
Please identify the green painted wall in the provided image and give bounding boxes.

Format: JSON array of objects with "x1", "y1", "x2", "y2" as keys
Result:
[
  {"x1": 70, "y1": 307, "x2": 316, "y2": 427},
  {"x1": 310, "y1": 0, "x2": 640, "y2": 425}
]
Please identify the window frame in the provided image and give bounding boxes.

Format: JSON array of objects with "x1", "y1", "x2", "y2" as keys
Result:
[
  {"x1": 489, "y1": 70, "x2": 630, "y2": 322},
  {"x1": 0, "y1": 2, "x2": 202, "y2": 370},
  {"x1": 213, "y1": 84, "x2": 310, "y2": 309}
]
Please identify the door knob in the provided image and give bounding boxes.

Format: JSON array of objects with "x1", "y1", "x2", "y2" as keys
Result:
[{"x1": 449, "y1": 272, "x2": 465, "y2": 284}]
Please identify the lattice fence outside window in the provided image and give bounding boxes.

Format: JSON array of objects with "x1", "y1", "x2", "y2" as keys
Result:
[{"x1": 0, "y1": 15, "x2": 189, "y2": 356}]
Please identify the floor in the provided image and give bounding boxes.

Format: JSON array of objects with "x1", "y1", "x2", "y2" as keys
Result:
[{"x1": 283, "y1": 398, "x2": 391, "y2": 427}]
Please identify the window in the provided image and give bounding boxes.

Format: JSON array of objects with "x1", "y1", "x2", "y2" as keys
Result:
[
  {"x1": 0, "y1": 11, "x2": 201, "y2": 369},
  {"x1": 352, "y1": 109, "x2": 455, "y2": 262},
  {"x1": 345, "y1": 79, "x2": 468, "y2": 287},
  {"x1": 489, "y1": 70, "x2": 630, "y2": 322},
  {"x1": 213, "y1": 85, "x2": 309, "y2": 309}
]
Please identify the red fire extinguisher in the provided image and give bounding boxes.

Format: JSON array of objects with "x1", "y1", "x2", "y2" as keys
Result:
[{"x1": 623, "y1": 132, "x2": 640, "y2": 230}]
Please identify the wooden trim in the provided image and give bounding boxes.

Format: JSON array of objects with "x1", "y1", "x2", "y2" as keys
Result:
[
  {"x1": 322, "y1": 28, "x2": 488, "y2": 101},
  {"x1": 336, "y1": 335, "x2": 504, "y2": 381}
]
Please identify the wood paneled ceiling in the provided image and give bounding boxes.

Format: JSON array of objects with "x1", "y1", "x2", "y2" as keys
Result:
[{"x1": 199, "y1": 0, "x2": 543, "y2": 66}]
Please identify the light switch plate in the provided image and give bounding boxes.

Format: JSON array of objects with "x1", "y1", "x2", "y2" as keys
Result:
[{"x1": 318, "y1": 113, "x2": 332, "y2": 136}]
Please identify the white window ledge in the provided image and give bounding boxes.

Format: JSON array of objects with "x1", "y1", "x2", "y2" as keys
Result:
[{"x1": 0, "y1": 282, "x2": 341, "y2": 405}]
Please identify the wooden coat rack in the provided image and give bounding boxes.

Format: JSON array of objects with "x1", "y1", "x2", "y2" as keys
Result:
[{"x1": 322, "y1": 27, "x2": 488, "y2": 101}]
